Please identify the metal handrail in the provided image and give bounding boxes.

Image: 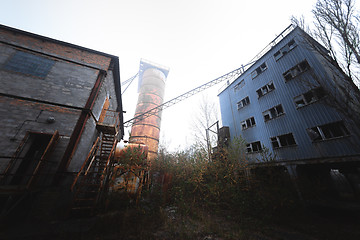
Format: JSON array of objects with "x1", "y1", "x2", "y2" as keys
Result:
[
  {"x1": 99, "y1": 109, "x2": 120, "y2": 130},
  {"x1": 97, "y1": 133, "x2": 118, "y2": 204},
  {"x1": 70, "y1": 137, "x2": 100, "y2": 192}
]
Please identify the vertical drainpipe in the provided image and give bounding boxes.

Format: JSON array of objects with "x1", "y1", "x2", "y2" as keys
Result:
[{"x1": 54, "y1": 69, "x2": 107, "y2": 185}]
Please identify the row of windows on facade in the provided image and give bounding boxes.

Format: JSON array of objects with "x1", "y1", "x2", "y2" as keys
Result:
[
  {"x1": 237, "y1": 59, "x2": 311, "y2": 111},
  {"x1": 237, "y1": 60, "x2": 310, "y2": 110},
  {"x1": 234, "y1": 38, "x2": 299, "y2": 93},
  {"x1": 240, "y1": 86, "x2": 326, "y2": 130},
  {"x1": 246, "y1": 121, "x2": 349, "y2": 153}
]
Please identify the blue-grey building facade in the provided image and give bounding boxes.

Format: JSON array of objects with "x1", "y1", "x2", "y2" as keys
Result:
[{"x1": 218, "y1": 25, "x2": 360, "y2": 168}]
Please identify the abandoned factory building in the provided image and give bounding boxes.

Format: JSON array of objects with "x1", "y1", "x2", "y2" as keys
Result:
[
  {"x1": 0, "y1": 24, "x2": 123, "y2": 218},
  {"x1": 218, "y1": 25, "x2": 360, "y2": 201}
]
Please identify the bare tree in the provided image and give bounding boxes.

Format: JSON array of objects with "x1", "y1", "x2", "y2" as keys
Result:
[
  {"x1": 293, "y1": 0, "x2": 360, "y2": 87},
  {"x1": 291, "y1": 0, "x2": 360, "y2": 140},
  {"x1": 190, "y1": 94, "x2": 219, "y2": 158},
  {"x1": 313, "y1": 0, "x2": 360, "y2": 64}
]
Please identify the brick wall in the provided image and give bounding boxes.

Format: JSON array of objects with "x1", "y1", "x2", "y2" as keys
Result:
[{"x1": 0, "y1": 26, "x2": 120, "y2": 184}]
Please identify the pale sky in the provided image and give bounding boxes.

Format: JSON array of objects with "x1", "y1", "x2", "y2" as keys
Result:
[{"x1": 0, "y1": 0, "x2": 319, "y2": 151}]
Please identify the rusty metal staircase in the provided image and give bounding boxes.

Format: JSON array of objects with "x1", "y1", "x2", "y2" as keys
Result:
[{"x1": 71, "y1": 117, "x2": 119, "y2": 216}]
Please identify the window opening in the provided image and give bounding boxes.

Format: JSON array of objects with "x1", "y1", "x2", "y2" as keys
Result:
[
  {"x1": 274, "y1": 39, "x2": 297, "y2": 61},
  {"x1": 237, "y1": 96, "x2": 250, "y2": 110},
  {"x1": 257, "y1": 82, "x2": 275, "y2": 98},
  {"x1": 246, "y1": 141, "x2": 262, "y2": 153},
  {"x1": 263, "y1": 104, "x2": 284, "y2": 121},
  {"x1": 234, "y1": 79, "x2": 245, "y2": 92},
  {"x1": 251, "y1": 62, "x2": 268, "y2": 79},
  {"x1": 271, "y1": 133, "x2": 296, "y2": 149},
  {"x1": 294, "y1": 87, "x2": 326, "y2": 108},
  {"x1": 241, "y1": 117, "x2": 256, "y2": 130},
  {"x1": 282, "y1": 60, "x2": 310, "y2": 82},
  {"x1": 307, "y1": 121, "x2": 349, "y2": 142}
]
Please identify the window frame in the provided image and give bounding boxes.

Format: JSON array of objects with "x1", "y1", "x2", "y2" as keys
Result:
[
  {"x1": 294, "y1": 87, "x2": 326, "y2": 108},
  {"x1": 274, "y1": 39, "x2": 297, "y2": 61},
  {"x1": 282, "y1": 60, "x2": 310, "y2": 82},
  {"x1": 246, "y1": 141, "x2": 262, "y2": 153},
  {"x1": 234, "y1": 79, "x2": 245, "y2": 92},
  {"x1": 307, "y1": 121, "x2": 350, "y2": 142},
  {"x1": 257, "y1": 81, "x2": 275, "y2": 98},
  {"x1": 241, "y1": 116, "x2": 256, "y2": 130},
  {"x1": 263, "y1": 104, "x2": 284, "y2": 122},
  {"x1": 251, "y1": 62, "x2": 268, "y2": 79},
  {"x1": 237, "y1": 96, "x2": 250, "y2": 110},
  {"x1": 271, "y1": 133, "x2": 297, "y2": 149}
]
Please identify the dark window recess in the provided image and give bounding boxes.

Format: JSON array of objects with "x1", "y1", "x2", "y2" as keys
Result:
[
  {"x1": 294, "y1": 87, "x2": 326, "y2": 108},
  {"x1": 307, "y1": 121, "x2": 350, "y2": 142},
  {"x1": 237, "y1": 96, "x2": 250, "y2": 110},
  {"x1": 241, "y1": 117, "x2": 256, "y2": 130},
  {"x1": 251, "y1": 62, "x2": 268, "y2": 79},
  {"x1": 263, "y1": 104, "x2": 284, "y2": 121},
  {"x1": 274, "y1": 39, "x2": 297, "y2": 61},
  {"x1": 257, "y1": 82, "x2": 275, "y2": 98},
  {"x1": 271, "y1": 133, "x2": 296, "y2": 149},
  {"x1": 282, "y1": 60, "x2": 310, "y2": 82},
  {"x1": 4, "y1": 51, "x2": 55, "y2": 78},
  {"x1": 246, "y1": 141, "x2": 262, "y2": 153},
  {"x1": 234, "y1": 80, "x2": 245, "y2": 91}
]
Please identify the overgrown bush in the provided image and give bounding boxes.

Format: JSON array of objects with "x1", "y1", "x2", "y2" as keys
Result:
[{"x1": 150, "y1": 138, "x2": 300, "y2": 218}]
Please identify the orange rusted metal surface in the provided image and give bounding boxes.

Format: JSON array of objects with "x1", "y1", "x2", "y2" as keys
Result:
[
  {"x1": 111, "y1": 142, "x2": 149, "y2": 194},
  {"x1": 130, "y1": 59, "x2": 169, "y2": 161}
]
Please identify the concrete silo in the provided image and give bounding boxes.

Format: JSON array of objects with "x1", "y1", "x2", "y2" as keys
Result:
[{"x1": 129, "y1": 59, "x2": 169, "y2": 161}]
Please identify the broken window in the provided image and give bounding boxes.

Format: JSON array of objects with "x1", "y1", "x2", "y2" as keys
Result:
[
  {"x1": 241, "y1": 117, "x2": 256, "y2": 130},
  {"x1": 257, "y1": 82, "x2": 275, "y2": 98},
  {"x1": 306, "y1": 128, "x2": 322, "y2": 141},
  {"x1": 237, "y1": 96, "x2": 250, "y2": 110},
  {"x1": 307, "y1": 121, "x2": 349, "y2": 142},
  {"x1": 288, "y1": 39, "x2": 296, "y2": 50},
  {"x1": 234, "y1": 79, "x2": 245, "y2": 92},
  {"x1": 271, "y1": 133, "x2": 296, "y2": 149},
  {"x1": 246, "y1": 141, "x2": 262, "y2": 153},
  {"x1": 275, "y1": 105, "x2": 284, "y2": 115},
  {"x1": 263, "y1": 110, "x2": 271, "y2": 121},
  {"x1": 282, "y1": 60, "x2": 310, "y2": 82},
  {"x1": 268, "y1": 82, "x2": 275, "y2": 91},
  {"x1": 274, "y1": 51, "x2": 283, "y2": 61},
  {"x1": 294, "y1": 87, "x2": 326, "y2": 108},
  {"x1": 299, "y1": 61, "x2": 309, "y2": 71},
  {"x1": 263, "y1": 104, "x2": 284, "y2": 121},
  {"x1": 294, "y1": 95, "x2": 306, "y2": 108},
  {"x1": 273, "y1": 39, "x2": 297, "y2": 61},
  {"x1": 260, "y1": 63, "x2": 267, "y2": 71},
  {"x1": 251, "y1": 62, "x2": 268, "y2": 79}
]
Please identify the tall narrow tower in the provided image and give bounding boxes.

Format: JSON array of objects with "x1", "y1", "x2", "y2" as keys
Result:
[{"x1": 130, "y1": 59, "x2": 169, "y2": 161}]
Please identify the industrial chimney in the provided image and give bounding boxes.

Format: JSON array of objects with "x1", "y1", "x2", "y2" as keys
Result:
[{"x1": 129, "y1": 59, "x2": 169, "y2": 161}]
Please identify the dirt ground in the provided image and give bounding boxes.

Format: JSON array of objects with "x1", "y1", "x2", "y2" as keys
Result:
[{"x1": 1, "y1": 202, "x2": 360, "y2": 240}]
